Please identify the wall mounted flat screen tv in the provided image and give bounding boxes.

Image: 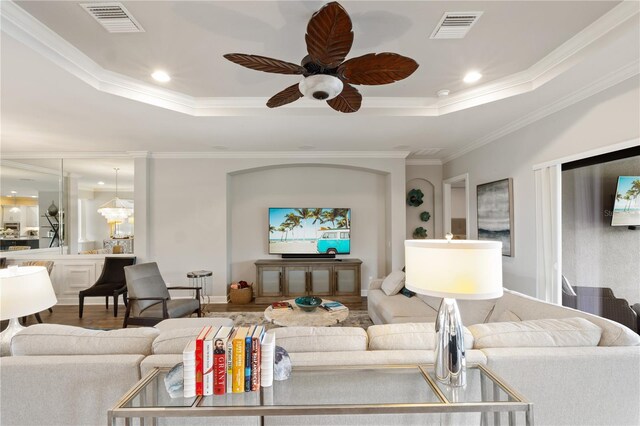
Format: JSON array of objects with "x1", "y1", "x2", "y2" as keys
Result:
[
  {"x1": 611, "y1": 176, "x2": 640, "y2": 226},
  {"x1": 269, "y1": 208, "x2": 351, "y2": 254}
]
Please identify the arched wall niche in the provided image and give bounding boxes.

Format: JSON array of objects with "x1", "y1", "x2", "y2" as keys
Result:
[
  {"x1": 227, "y1": 162, "x2": 391, "y2": 295},
  {"x1": 406, "y1": 177, "x2": 436, "y2": 239}
]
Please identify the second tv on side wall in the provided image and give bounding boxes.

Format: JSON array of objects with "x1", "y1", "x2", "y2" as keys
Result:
[{"x1": 269, "y1": 208, "x2": 351, "y2": 255}]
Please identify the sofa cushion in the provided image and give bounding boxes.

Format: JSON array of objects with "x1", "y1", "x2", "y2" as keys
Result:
[
  {"x1": 153, "y1": 327, "x2": 211, "y2": 354},
  {"x1": 267, "y1": 327, "x2": 367, "y2": 353},
  {"x1": 11, "y1": 324, "x2": 159, "y2": 356},
  {"x1": 490, "y1": 289, "x2": 640, "y2": 347},
  {"x1": 368, "y1": 323, "x2": 474, "y2": 350},
  {"x1": 380, "y1": 271, "x2": 405, "y2": 296},
  {"x1": 468, "y1": 318, "x2": 602, "y2": 348}
]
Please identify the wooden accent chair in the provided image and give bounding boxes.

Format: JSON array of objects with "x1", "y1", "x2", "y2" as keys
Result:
[
  {"x1": 78, "y1": 257, "x2": 136, "y2": 318},
  {"x1": 123, "y1": 262, "x2": 201, "y2": 328}
]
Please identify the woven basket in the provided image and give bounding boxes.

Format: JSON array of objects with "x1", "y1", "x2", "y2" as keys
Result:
[{"x1": 229, "y1": 285, "x2": 253, "y2": 304}]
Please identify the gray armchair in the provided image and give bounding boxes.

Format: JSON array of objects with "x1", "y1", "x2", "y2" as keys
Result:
[{"x1": 123, "y1": 262, "x2": 201, "y2": 328}]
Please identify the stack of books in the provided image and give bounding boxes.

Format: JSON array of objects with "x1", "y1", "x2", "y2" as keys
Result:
[
  {"x1": 322, "y1": 301, "x2": 347, "y2": 312},
  {"x1": 271, "y1": 301, "x2": 292, "y2": 310},
  {"x1": 182, "y1": 325, "x2": 274, "y2": 396}
]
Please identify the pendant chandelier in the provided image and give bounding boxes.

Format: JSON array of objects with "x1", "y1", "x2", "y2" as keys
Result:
[{"x1": 97, "y1": 168, "x2": 133, "y2": 223}]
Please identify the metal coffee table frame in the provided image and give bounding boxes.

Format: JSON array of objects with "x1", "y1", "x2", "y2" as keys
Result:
[{"x1": 108, "y1": 364, "x2": 533, "y2": 426}]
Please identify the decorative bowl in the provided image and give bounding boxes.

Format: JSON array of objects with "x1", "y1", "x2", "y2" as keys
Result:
[{"x1": 295, "y1": 296, "x2": 323, "y2": 312}]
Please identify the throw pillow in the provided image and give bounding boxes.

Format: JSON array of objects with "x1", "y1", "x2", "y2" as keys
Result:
[{"x1": 380, "y1": 270, "x2": 406, "y2": 296}]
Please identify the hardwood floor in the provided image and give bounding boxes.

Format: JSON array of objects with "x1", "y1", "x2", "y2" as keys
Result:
[{"x1": 2, "y1": 298, "x2": 368, "y2": 330}]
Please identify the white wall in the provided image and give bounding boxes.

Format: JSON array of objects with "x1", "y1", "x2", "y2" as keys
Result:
[
  {"x1": 229, "y1": 166, "x2": 386, "y2": 293},
  {"x1": 148, "y1": 157, "x2": 406, "y2": 300},
  {"x1": 562, "y1": 156, "x2": 640, "y2": 303},
  {"x1": 443, "y1": 76, "x2": 640, "y2": 296}
]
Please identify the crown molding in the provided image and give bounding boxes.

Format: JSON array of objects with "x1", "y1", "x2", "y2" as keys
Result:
[
  {"x1": 405, "y1": 159, "x2": 443, "y2": 166},
  {"x1": 1, "y1": 151, "x2": 410, "y2": 159},
  {"x1": 442, "y1": 59, "x2": 640, "y2": 164},
  {"x1": 150, "y1": 151, "x2": 411, "y2": 159},
  {"x1": 1, "y1": 1, "x2": 637, "y2": 117}
]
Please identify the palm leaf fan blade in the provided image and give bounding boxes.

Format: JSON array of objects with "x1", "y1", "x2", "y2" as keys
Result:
[
  {"x1": 305, "y1": 2, "x2": 354, "y2": 68},
  {"x1": 267, "y1": 84, "x2": 304, "y2": 108},
  {"x1": 223, "y1": 53, "x2": 306, "y2": 75},
  {"x1": 339, "y1": 53, "x2": 419, "y2": 85},
  {"x1": 327, "y1": 83, "x2": 361, "y2": 113}
]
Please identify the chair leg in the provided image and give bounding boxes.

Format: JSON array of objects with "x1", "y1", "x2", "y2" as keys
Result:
[
  {"x1": 34, "y1": 312, "x2": 43, "y2": 323},
  {"x1": 123, "y1": 303, "x2": 131, "y2": 328},
  {"x1": 105, "y1": 297, "x2": 109, "y2": 310},
  {"x1": 113, "y1": 292, "x2": 119, "y2": 317},
  {"x1": 48, "y1": 308, "x2": 53, "y2": 313},
  {"x1": 79, "y1": 294, "x2": 84, "y2": 318}
]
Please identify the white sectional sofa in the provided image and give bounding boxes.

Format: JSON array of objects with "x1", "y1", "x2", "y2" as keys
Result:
[{"x1": 1, "y1": 287, "x2": 639, "y2": 426}]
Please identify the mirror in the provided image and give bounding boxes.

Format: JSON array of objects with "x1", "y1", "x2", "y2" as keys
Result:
[
  {"x1": 0, "y1": 159, "x2": 63, "y2": 252},
  {"x1": 0, "y1": 158, "x2": 134, "y2": 255}
]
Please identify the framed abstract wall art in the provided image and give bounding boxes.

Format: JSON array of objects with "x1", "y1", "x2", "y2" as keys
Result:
[{"x1": 477, "y1": 178, "x2": 514, "y2": 256}]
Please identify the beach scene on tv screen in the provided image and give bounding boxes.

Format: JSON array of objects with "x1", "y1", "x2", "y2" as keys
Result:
[
  {"x1": 612, "y1": 176, "x2": 640, "y2": 226},
  {"x1": 269, "y1": 208, "x2": 351, "y2": 254}
]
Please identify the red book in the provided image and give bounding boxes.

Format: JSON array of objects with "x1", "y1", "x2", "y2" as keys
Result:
[
  {"x1": 195, "y1": 326, "x2": 212, "y2": 396},
  {"x1": 213, "y1": 326, "x2": 233, "y2": 395}
]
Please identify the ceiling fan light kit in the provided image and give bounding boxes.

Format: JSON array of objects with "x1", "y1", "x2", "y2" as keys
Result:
[
  {"x1": 223, "y1": 1, "x2": 419, "y2": 113},
  {"x1": 299, "y1": 75, "x2": 344, "y2": 101}
]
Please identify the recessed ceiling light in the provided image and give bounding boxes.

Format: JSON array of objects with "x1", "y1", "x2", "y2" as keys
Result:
[
  {"x1": 437, "y1": 89, "x2": 450, "y2": 97},
  {"x1": 151, "y1": 70, "x2": 171, "y2": 83},
  {"x1": 31, "y1": 195, "x2": 38, "y2": 198},
  {"x1": 97, "y1": 181, "x2": 105, "y2": 185},
  {"x1": 463, "y1": 71, "x2": 482, "y2": 83},
  {"x1": 10, "y1": 190, "x2": 17, "y2": 194}
]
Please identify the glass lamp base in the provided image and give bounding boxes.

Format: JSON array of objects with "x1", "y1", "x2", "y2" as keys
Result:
[
  {"x1": 0, "y1": 318, "x2": 25, "y2": 356},
  {"x1": 434, "y1": 298, "x2": 466, "y2": 387}
]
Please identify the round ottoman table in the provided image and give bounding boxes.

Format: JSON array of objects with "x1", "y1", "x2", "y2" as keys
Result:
[{"x1": 264, "y1": 298, "x2": 349, "y2": 327}]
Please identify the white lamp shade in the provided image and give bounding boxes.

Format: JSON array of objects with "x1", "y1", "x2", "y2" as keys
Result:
[
  {"x1": 405, "y1": 240, "x2": 503, "y2": 300},
  {"x1": 0, "y1": 266, "x2": 57, "y2": 320}
]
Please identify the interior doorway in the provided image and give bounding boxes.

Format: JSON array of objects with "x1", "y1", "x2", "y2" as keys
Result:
[{"x1": 443, "y1": 174, "x2": 470, "y2": 240}]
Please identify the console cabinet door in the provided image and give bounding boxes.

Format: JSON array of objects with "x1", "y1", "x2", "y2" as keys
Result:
[
  {"x1": 334, "y1": 265, "x2": 360, "y2": 297},
  {"x1": 258, "y1": 266, "x2": 283, "y2": 298},
  {"x1": 285, "y1": 266, "x2": 308, "y2": 297},
  {"x1": 309, "y1": 265, "x2": 332, "y2": 297}
]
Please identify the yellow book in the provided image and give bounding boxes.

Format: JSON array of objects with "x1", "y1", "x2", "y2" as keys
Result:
[{"x1": 231, "y1": 327, "x2": 249, "y2": 393}]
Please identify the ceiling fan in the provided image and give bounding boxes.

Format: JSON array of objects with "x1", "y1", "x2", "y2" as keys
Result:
[{"x1": 223, "y1": 2, "x2": 419, "y2": 113}]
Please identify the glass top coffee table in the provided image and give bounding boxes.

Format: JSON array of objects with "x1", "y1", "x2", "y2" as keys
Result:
[
  {"x1": 263, "y1": 298, "x2": 349, "y2": 327},
  {"x1": 109, "y1": 364, "x2": 533, "y2": 425}
]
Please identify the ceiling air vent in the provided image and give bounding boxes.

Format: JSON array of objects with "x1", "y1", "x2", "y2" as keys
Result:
[
  {"x1": 430, "y1": 12, "x2": 483, "y2": 39},
  {"x1": 80, "y1": 2, "x2": 144, "y2": 33}
]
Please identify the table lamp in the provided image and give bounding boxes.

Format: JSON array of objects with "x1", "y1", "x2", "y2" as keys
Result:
[
  {"x1": 1, "y1": 266, "x2": 57, "y2": 353},
  {"x1": 405, "y1": 235, "x2": 502, "y2": 387}
]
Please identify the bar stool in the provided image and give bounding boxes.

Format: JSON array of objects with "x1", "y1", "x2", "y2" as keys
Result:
[{"x1": 187, "y1": 270, "x2": 212, "y2": 312}]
